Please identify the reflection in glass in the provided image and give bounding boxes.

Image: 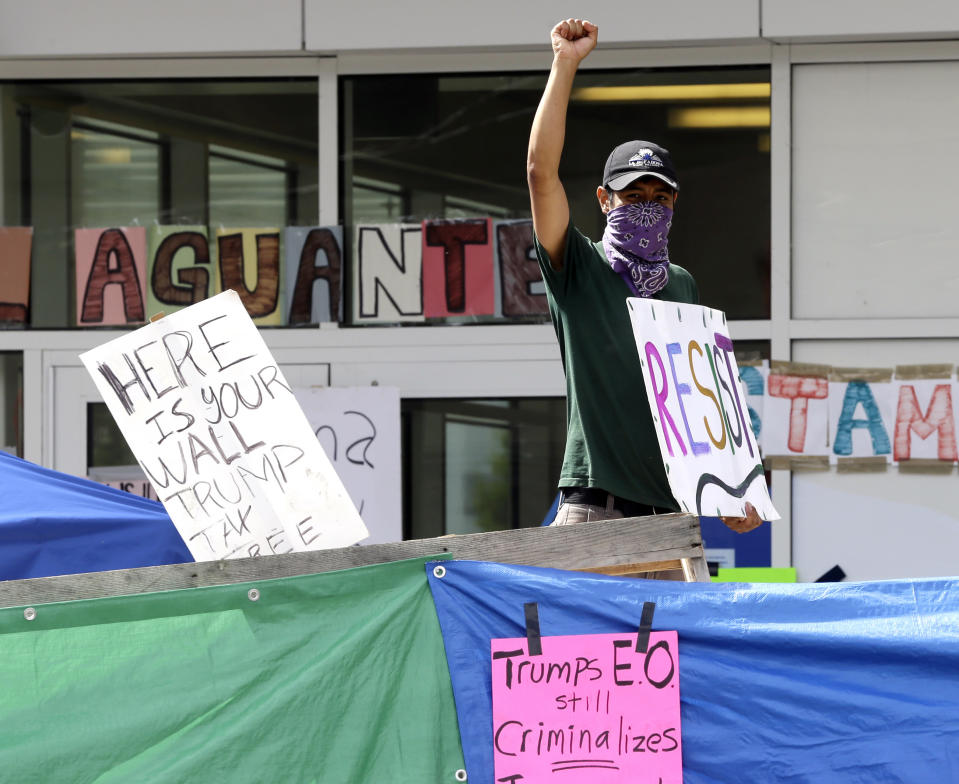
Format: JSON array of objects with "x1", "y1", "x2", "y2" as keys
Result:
[
  {"x1": 343, "y1": 67, "x2": 771, "y2": 320},
  {"x1": 71, "y1": 121, "x2": 161, "y2": 228},
  {"x1": 444, "y1": 420, "x2": 510, "y2": 535},
  {"x1": 209, "y1": 145, "x2": 288, "y2": 227},
  {"x1": 87, "y1": 402, "x2": 136, "y2": 468},
  {"x1": 3, "y1": 78, "x2": 318, "y2": 327},
  {"x1": 404, "y1": 398, "x2": 566, "y2": 539},
  {"x1": 0, "y1": 353, "x2": 23, "y2": 457}
]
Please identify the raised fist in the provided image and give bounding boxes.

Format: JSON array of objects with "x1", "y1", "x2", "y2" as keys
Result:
[{"x1": 551, "y1": 18, "x2": 598, "y2": 63}]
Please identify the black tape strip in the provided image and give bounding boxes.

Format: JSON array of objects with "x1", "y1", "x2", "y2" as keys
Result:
[
  {"x1": 635, "y1": 601, "x2": 656, "y2": 653},
  {"x1": 524, "y1": 602, "x2": 542, "y2": 656},
  {"x1": 815, "y1": 565, "x2": 846, "y2": 583}
]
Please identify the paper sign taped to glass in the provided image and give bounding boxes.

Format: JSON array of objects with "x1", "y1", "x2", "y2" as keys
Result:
[
  {"x1": 627, "y1": 299, "x2": 779, "y2": 520},
  {"x1": 80, "y1": 289, "x2": 368, "y2": 561}
]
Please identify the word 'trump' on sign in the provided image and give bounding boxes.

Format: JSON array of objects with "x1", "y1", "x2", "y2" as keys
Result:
[{"x1": 79, "y1": 290, "x2": 368, "y2": 561}]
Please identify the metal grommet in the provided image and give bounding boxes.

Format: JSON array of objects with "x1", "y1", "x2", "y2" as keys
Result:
[
  {"x1": 454, "y1": 770, "x2": 467, "y2": 782},
  {"x1": 247, "y1": 588, "x2": 260, "y2": 602},
  {"x1": 23, "y1": 607, "x2": 36, "y2": 621},
  {"x1": 433, "y1": 565, "x2": 447, "y2": 579}
]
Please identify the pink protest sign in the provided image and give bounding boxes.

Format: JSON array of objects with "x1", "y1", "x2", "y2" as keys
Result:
[{"x1": 491, "y1": 631, "x2": 682, "y2": 783}]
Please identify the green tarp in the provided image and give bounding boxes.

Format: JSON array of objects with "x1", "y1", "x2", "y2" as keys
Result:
[{"x1": 0, "y1": 556, "x2": 464, "y2": 783}]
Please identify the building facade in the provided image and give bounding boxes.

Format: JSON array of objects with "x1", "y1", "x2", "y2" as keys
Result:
[{"x1": 2, "y1": 1, "x2": 959, "y2": 579}]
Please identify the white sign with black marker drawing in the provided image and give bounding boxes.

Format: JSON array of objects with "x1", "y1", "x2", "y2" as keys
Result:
[
  {"x1": 627, "y1": 299, "x2": 779, "y2": 520},
  {"x1": 296, "y1": 386, "x2": 402, "y2": 545},
  {"x1": 80, "y1": 290, "x2": 369, "y2": 561}
]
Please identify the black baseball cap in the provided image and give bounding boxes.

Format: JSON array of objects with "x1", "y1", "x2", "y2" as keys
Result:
[{"x1": 603, "y1": 140, "x2": 680, "y2": 192}]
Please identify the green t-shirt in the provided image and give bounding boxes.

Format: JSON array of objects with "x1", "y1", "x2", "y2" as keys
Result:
[{"x1": 536, "y1": 225, "x2": 699, "y2": 510}]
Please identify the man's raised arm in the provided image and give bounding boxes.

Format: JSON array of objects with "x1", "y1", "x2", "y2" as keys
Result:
[{"x1": 527, "y1": 18, "x2": 597, "y2": 269}]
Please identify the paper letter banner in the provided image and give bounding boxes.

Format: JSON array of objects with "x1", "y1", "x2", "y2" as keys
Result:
[
  {"x1": 739, "y1": 361, "x2": 768, "y2": 448},
  {"x1": 296, "y1": 385, "x2": 402, "y2": 545},
  {"x1": 353, "y1": 223, "x2": 424, "y2": 323},
  {"x1": 0, "y1": 227, "x2": 32, "y2": 324},
  {"x1": 75, "y1": 227, "x2": 147, "y2": 326},
  {"x1": 495, "y1": 219, "x2": 548, "y2": 318},
  {"x1": 763, "y1": 365, "x2": 830, "y2": 461},
  {"x1": 492, "y1": 631, "x2": 682, "y2": 783},
  {"x1": 147, "y1": 225, "x2": 211, "y2": 320},
  {"x1": 627, "y1": 300, "x2": 778, "y2": 519},
  {"x1": 283, "y1": 226, "x2": 343, "y2": 324},
  {"x1": 79, "y1": 290, "x2": 368, "y2": 561},
  {"x1": 214, "y1": 228, "x2": 283, "y2": 325},
  {"x1": 892, "y1": 378, "x2": 958, "y2": 463},
  {"x1": 422, "y1": 218, "x2": 495, "y2": 318},
  {"x1": 828, "y1": 379, "x2": 894, "y2": 462}
]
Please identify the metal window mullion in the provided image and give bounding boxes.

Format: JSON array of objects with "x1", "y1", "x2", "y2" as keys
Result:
[{"x1": 769, "y1": 43, "x2": 793, "y2": 569}]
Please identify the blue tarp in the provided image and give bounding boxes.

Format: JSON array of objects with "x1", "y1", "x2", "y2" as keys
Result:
[
  {"x1": 428, "y1": 561, "x2": 959, "y2": 783},
  {"x1": 0, "y1": 450, "x2": 191, "y2": 580}
]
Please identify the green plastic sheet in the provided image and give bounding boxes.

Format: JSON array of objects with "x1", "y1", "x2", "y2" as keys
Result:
[{"x1": 0, "y1": 556, "x2": 464, "y2": 783}]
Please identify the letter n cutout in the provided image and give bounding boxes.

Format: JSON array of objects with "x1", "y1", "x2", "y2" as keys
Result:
[
  {"x1": 76, "y1": 227, "x2": 147, "y2": 325},
  {"x1": 353, "y1": 224, "x2": 424, "y2": 323}
]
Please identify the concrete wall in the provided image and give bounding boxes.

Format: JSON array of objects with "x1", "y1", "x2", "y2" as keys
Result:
[
  {"x1": 763, "y1": 0, "x2": 959, "y2": 43},
  {"x1": 0, "y1": 0, "x2": 303, "y2": 57}
]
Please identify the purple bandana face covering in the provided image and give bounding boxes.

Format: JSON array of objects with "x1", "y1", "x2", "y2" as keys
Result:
[{"x1": 601, "y1": 201, "x2": 673, "y2": 297}]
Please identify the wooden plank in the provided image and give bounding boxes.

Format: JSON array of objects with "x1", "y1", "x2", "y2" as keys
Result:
[
  {"x1": 0, "y1": 513, "x2": 705, "y2": 607},
  {"x1": 587, "y1": 560, "x2": 683, "y2": 577},
  {"x1": 683, "y1": 554, "x2": 713, "y2": 583}
]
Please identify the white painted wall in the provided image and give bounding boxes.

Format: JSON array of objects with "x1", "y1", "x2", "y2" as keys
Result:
[
  {"x1": 792, "y1": 61, "x2": 959, "y2": 320},
  {"x1": 791, "y1": 339, "x2": 959, "y2": 582},
  {"x1": 0, "y1": 0, "x2": 303, "y2": 57},
  {"x1": 763, "y1": 0, "x2": 959, "y2": 43},
  {"x1": 304, "y1": 0, "x2": 762, "y2": 53},
  {"x1": 0, "y1": 0, "x2": 764, "y2": 59}
]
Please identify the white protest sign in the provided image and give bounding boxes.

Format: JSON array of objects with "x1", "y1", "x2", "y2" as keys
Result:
[
  {"x1": 80, "y1": 290, "x2": 368, "y2": 561},
  {"x1": 296, "y1": 385, "x2": 402, "y2": 545},
  {"x1": 627, "y1": 299, "x2": 779, "y2": 520}
]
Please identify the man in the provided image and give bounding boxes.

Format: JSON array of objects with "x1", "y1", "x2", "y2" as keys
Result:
[{"x1": 528, "y1": 18, "x2": 762, "y2": 534}]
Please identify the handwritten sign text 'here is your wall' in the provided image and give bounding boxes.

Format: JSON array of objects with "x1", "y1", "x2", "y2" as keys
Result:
[{"x1": 80, "y1": 290, "x2": 368, "y2": 561}]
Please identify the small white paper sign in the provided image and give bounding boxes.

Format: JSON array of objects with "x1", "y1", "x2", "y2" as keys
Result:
[
  {"x1": 80, "y1": 290, "x2": 368, "y2": 561},
  {"x1": 296, "y1": 385, "x2": 402, "y2": 545},
  {"x1": 627, "y1": 299, "x2": 779, "y2": 520}
]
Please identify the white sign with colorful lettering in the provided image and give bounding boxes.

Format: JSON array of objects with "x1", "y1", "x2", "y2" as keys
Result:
[
  {"x1": 80, "y1": 290, "x2": 368, "y2": 561},
  {"x1": 627, "y1": 299, "x2": 779, "y2": 520}
]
